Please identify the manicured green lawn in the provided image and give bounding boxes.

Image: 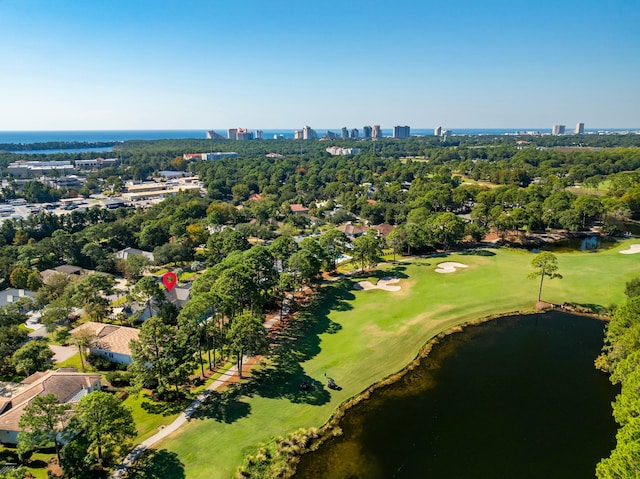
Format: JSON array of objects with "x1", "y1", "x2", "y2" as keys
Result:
[
  {"x1": 123, "y1": 391, "x2": 184, "y2": 443},
  {"x1": 54, "y1": 352, "x2": 93, "y2": 372},
  {"x1": 0, "y1": 446, "x2": 51, "y2": 479},
  {"x1": 139, "y1": 240, "x2": 640, "y2": 479}
]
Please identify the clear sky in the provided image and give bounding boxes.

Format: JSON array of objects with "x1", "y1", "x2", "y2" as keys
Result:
[{"x1": 0, "y1": 0, "x2": 638, "y2": 130}]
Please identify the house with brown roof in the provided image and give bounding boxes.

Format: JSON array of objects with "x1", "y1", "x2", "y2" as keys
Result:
[
  {"x1": 70, "y1": 322, "x2": 140, "y2": 365},
  {"x1": 0, "y1": 369, "x2": 101, "y2": 445},
  {"x1": 336, "y1": 221, "x2": 367, "y2": 239},
  {"x1": 371, "y1": 223, "x2": 395, "y2": 237}
]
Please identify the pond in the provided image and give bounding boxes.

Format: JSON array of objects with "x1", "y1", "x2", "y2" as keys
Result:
[
  {"x1": 293, "y1": 311, "x2": 618, "y2": 479},
  {"x1": 533, "y1": 235, "x2": 619, "y2": 253}
]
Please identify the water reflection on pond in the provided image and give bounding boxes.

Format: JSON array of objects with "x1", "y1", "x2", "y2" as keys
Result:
[{"x1": 294, "y1": 311, "x2": 618, "y2": 479}]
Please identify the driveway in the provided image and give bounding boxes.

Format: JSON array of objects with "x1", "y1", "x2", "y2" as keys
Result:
[{"x1": 50, "y1": 344, "x2": 77, "y2": 363}]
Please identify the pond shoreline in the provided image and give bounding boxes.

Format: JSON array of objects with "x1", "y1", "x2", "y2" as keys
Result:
[{"x1": 285, "y1": 306, "x2": 610, "y2": 477}]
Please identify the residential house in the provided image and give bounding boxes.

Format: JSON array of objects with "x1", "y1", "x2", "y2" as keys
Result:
[
  {"x1": 0, "y1": 369, "x2": 101, "y2": 445},
  {"x1": 70, "y1": 322, "x2": 140, "y2": 365},
  {"x1": 336, "y1": 221, "x2": 367, "y2": 239},
  {"x1": 290, "y1": 204, "x2": 309, "y2": 215},
  {"x1": 371, "y1": 223, "x2": 395, "y2": 237},
  {"x1": 0, "y1": 289, "x2": 36, "y2": 308}
]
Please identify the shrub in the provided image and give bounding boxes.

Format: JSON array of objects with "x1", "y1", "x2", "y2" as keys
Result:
[
  {"x1": 106, "y1": 370, "x2": 132, "y2": 387},
  {"x1": 86, "y1": 353, "x2": 120, "y2": 371}
]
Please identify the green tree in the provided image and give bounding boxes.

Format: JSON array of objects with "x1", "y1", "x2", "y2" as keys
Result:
[
  {"x1": 71, "y1": 328, "x2": 96, "y2": 372},
  {"x1": 527, "y1": 252, "x2": 562, "y2": 302},
  {"x1": 625, "y1": 278, "x2": 640, "y2": 299},
  {"x1": 319, "y1": 229, "x2": 348, "y2": 271},
  {"x1": 129, "y1": 276, "x2": 163, "y2": 319},
  {"x1": 130, "y1": 317, "x2": 195, "y2": 396},
  {"x1": 71, "y1": 274, "x2": 116, "y2": 321},
  {"x1": 269, "y1": 235, "x2": 298, "y2": 271},
  {"x1": 426, "y1": 212, "x2": 466, "y2": 250},
  {"x1": 386, "y1": 227, "x2": 405, "y2": 262},
  {"x1": 9, "y1": 266, "x2": 30, "y2": 289},
  {"x1": 11, "y1": 340, "x2": 53, "y2": 376},
  {"x1": 352, "y1": 230, "x2": 383, "y2": 272},
  {"x1": 227, "y1": 311, "x2": 268, "y2": 378},
  {"x1": 26, "y1": 270, "x2": 43, "y2": 290},
  {"x1": 121, "y1": 253, "x2": 152, "y2": 281},
  {"x1": 70, "y1": 391, "x2": 136, "y2": 465},
  {"x1": 17, "y1": 393, "x2": 71, "y2": 465},
  {"x1": 0, "y1": 326, "x2": 28, "y2": 371}
]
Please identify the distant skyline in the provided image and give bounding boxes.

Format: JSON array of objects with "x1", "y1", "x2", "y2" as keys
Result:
[{"x1": 1, "y1": 0, "x2": 639, "y2": 130}]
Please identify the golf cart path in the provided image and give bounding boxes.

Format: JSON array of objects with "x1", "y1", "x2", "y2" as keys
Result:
[{"x1": 110, "y1": 360, "x2": 244, "y2": 478}]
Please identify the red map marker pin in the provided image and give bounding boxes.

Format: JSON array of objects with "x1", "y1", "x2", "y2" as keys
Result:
[{"x1": 162, "y1": 272, "x2": 177, "y2": 292}]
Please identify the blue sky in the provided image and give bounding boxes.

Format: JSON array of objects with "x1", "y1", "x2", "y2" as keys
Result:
[{"x1": 0, "y1": 0, "x2": 638, "y2": 130}]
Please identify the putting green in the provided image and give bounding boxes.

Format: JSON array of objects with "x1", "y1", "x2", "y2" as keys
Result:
[{"x1": 140, "y1": 240, "x2": 639, "y2": 479}]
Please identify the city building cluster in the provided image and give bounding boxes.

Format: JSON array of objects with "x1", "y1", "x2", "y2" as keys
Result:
[{"x1": 205, "y1": 124, "x2": 414, "y2": 140}]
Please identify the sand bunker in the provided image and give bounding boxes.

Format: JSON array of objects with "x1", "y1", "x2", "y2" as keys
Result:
[
  {"x1": 619, "y1": 244, "x2": 640, "y2": 255},
  {"x1": 435, "y1": 262, "x2": 469, "y2": 274},
  {"x1": 354, "y1": 277, "x2": 401, "y2": 292}
]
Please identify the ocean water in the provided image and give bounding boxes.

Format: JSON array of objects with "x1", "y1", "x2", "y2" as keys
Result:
[{"x1": 0, "y1": 128, "x2": 637, "y2": 146}]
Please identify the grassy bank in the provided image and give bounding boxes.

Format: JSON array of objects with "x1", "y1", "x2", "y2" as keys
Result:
[{"x1": 134, "y1": 240, "x2": 639, "y2": 479}]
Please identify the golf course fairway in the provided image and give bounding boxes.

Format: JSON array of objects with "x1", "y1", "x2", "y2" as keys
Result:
[{"x1": 131, "y1": 240, "x2": 640, "y2": 479}]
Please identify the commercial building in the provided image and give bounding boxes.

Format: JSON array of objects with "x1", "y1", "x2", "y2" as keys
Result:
[
  {"x1": 183, "y1": 152, "x2": 238, "y2": 161},
  {"x1": 326, "y1": 146, "x2": 361, "y2": 156},
  {"x1": 575, "y1": 123, "x2": 585, "y2": 134},
  {"x1": 7, "y1": 160, "x2": 75, "y2": 177},
  {"x1": 122, "y1": 177, "x2": 203, "y2": 201},
  {"x1": 393, "y1": 125, "x2": 411, "y2": 139},
  {"x1": 74, "y1": 157, "x2": 119, "y2": 170},
  {"x1": 552, "y1": 125, "x2": 566, "y2": 135}
]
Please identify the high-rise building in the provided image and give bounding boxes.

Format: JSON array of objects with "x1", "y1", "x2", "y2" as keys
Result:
[
  {"x1": 236, "y1": 128, "x2": 254, "y2": 140},
  {"x1": 350, "y1": 128, "x2": 359, "y2": 139},
  {"x1": 575, "y1": 123, "x2": 585, "y2": 134},
  {"x1": 393, "y1": 125, "x2": 411, "y2": 139},
  {"x1": 434, "y1": 126, "x2": 442, "y2": 136},
  {"x1": 302, "y1": 126, "x2": 317, "y2": 140},
  {"x1": 227, "y1": 128, "x2": 238, "y2": 140},
  {"x1": 324, "y1": 130, "x2": 339, "y2": 139},
  {"x1": 372, "y1": 125, "x2": 382, "y2": 139},
  {"x1": 206, "y1": 130, "x2": 224, "y2": 140},
  {"x1": 294, "y1": 130, "x2": 303, "y2": 140},
  {"x1": 341, "y1": 127, "x2": 349, "y2": 139},
  {"x1": 256, "y1": 130, "x2": 264, "y2": 139},
  {"x1": 552, "y1": 125, "x2": 566, "y2": 135},
  {"x1": 363, "y1": 126, "x2": 372, "y2": 139}
]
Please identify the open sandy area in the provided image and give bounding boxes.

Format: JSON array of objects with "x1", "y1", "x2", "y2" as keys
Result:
[
  {"x1": 435, "y1": 262, "x2": 469, "y2": 273},
  {"x1": 619, "y1": 244, "x2": 640, "y2": 255},
  {"x1": 354, "y1": 277, "x2": 401, "y2": 292}
]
